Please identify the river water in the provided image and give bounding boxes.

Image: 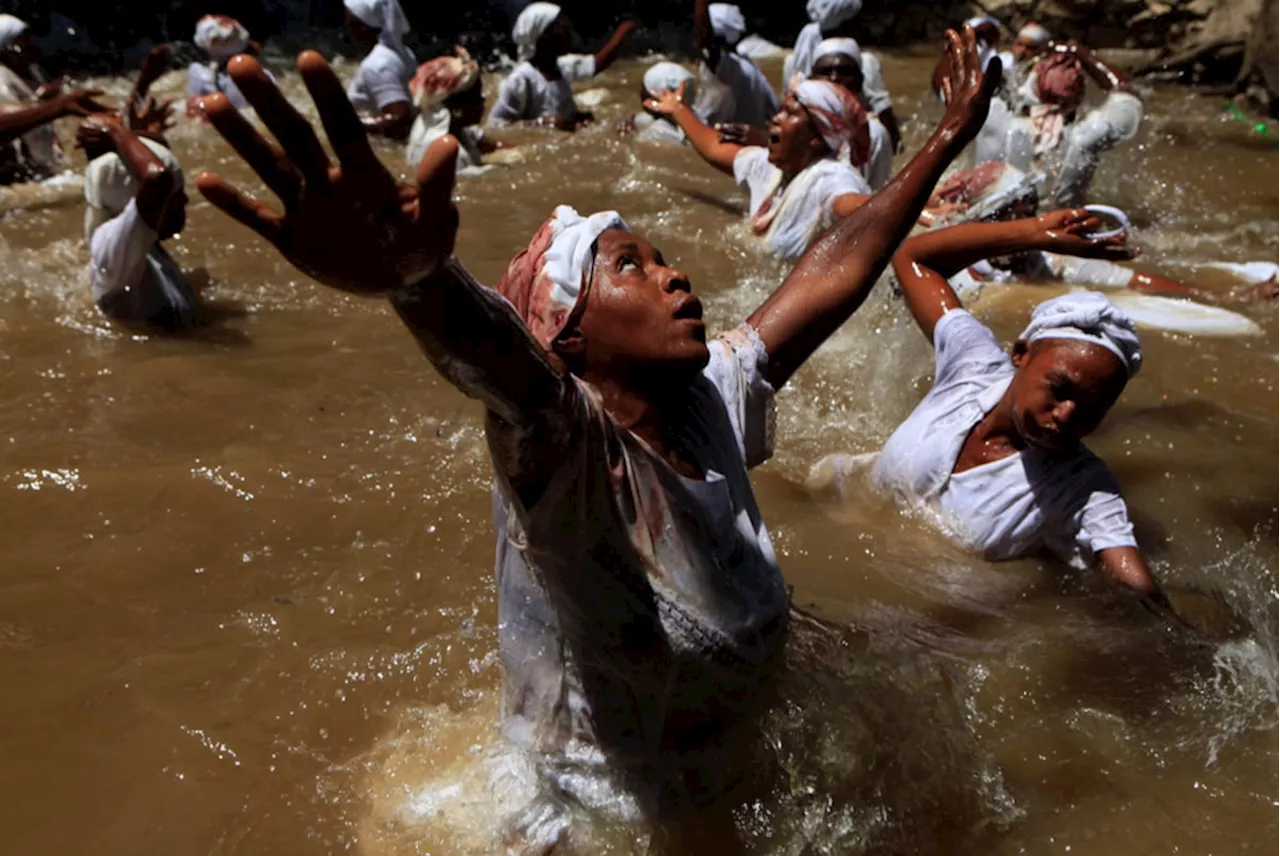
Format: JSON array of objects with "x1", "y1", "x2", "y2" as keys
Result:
[{"x1": 0, "y1": 47, "x2": 1275, "y2": 854}]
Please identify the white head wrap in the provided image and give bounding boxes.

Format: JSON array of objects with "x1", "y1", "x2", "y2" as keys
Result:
[
  {"x1": 493, "y1": 204, "x2": 629, "y2": 349},
  {"x1": 708, "y1": 4, "x2": 747, "y2": 45},
  {"x1": 0, "y1": 14, "x2": 26, "y2": 50},
  {"x1": 642, "y1": 61, "x2": 697, "y2": 102},
  {"x1": 792, "y1": 78, "x2": 869, "y2": 164},
  {"x1": 1019, "y1": 291, "x2": 1142, "y2": 378},
  {"x1": 806, "y1": 0, "x2": 861, "y2": 32},
  {"x1": 193, "y1": 15, "x2": 250, "y2": 59},
  {"x1": 965, "y1": 15, "x2": 1000, "y2": 31},
  {"x1": 513, "y1": 2, "x2": 562, "y2": 62},
  {"x1": 83, "y1": 138, "x2": 183, "y2": 242},
  {"x1": 1017, "y1": 23, "x2": 1051, "y2": 44},
  {"x1": 813, "y1": 37, "x2": 862, "y2": 67},
  {"x1": 344, "y1": 0, "x2": 413, "y2": 64}
]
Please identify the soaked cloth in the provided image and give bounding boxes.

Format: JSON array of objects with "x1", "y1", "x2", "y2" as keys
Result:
[
  {"x1": 870, "y1": 309, "x2": 1137, "y2": 567},
  {"x1": 1018, "y1": 23, "x2": 1051, "y2": 45},
  {"x1": 406, "y1": 48, "x2": 482, "y2": 170},
  {"x1": 193, "y1": 15, "x2": 249, "y2": 59},
  {"x1": 493, "y1": 205, "x2": 626, "y2": 349},
  {"x1": 814, "y1": 36, "x2": 862, "y2": 68},
  {"x1": 931, "y1": 162, "x2": 1040, "y2": 223},
  {"x1": 84, "y1": 139, "x2": 195, "y2": 328},
  {"x1": 1050, "y1": 91, "x2": 1144, "y2": 207},
  {"x1": 1020, "y1": 290, "x2": 1142, "y2": 377},
  {"x1": 787, "y1": 31, "x2": 892, "y2": 115},
  {"x1": 0, "y1": 65, "x2": 60, "y2": 179},
  {"x1": 953, "y1": 252, "x2": 1135, "y2": 300},
  {"x1": 734, "y1": 146, "x2": 870, "y2": 260},
  {"x1": 808, "y1": 0, "x2": 862, "y2": 30},
  {"x1": 706, "y1": 50, "x2": 780, "y2": 129},
  {"x1": 186, "y1": 62, "x2": 265, "y2": 110},
  {"x1": 736, "y1": 33, "x2": 788, "y2": 60},
  {"x1": 633, "y1": 63, "x2": 701, "y2": 146},
  {"x1": 344, "y1": 0, "x2": 415, "y2": 114},
  {"x1": 708, "y1": 3, "x2": 746, "y2": 45},
  {"x1": 1021, "y1": 53, "x2": 1085, "y2": 157},
  {"x1": 492, "y1": 325, "x2": 788, "y2": 812},
  {"x1": 487, "y1": 55, "x2": 596, "y2": 124},
  {"x1": 513, "y1": 2, "x2": 561, "y2": 62},
  {"x1": 642, "y1": 61, "x2": 696, "y2": 103},
  {"x1": 793, "y1": 78, "x2": 871, "y2": 167}
]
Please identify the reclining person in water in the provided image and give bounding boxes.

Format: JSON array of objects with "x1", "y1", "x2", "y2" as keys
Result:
[
  {"x1": 191, "y1": 29, "x2": 997, "y2": 839},
  {"x1": 80, "y1": 113, "x2": 196, "y2": 329},
  {"x1": 487, "y1": 2, "x2": 637, "y2": 131},
  {"x1": 646, "y1": 76, "x2": 874, "y2": 260},
  {"x1": 863, "y1": 211, "x2": 1174, "y2": 610}
]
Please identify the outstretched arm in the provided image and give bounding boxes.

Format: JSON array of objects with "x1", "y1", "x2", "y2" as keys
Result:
[
  {"x1": 194, "y1": 53, "x2": 565, "y2": 426},
  {"x1": 0, "y1": 88, "x2": 108, "y2": 144},
  {"x1": 592, "y1": 18, "x2": 639, "y2": 75},
  {"x1": 891, "y1": 209, "x2": 1136, "y2": 340},
  {"x1": 745, "y1": 27, "x2": 1000, "y2": 389},
  {"x1": 85, "y1": 113, "x2": 180, "y2": 232},
  {"x1": 644, "y1": 82, "x2": 742, "y2": 175},
  {"x1": 1065, "y1": 43, "x2": 1138, "y2": 96}
]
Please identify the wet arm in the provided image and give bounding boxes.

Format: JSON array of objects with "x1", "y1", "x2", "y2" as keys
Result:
[
  {"x1": 1125, "y1": 269, "x2": 1220, "y2": 304},
  {"x1": 592, "y1": 19, "x2": 639, "y2": 75},
  {"x1": 1097, "y1": 546, "x2": 1184, "y2": 621},
  {"x1": 98, "y1": 115, "x2": 177, "y2": 232},
  {"x1": 667, "y1": 102, "x2": 741, "y2": 174},
  {"x1": 361, "y1": 100, "x2": 413, "y2": 140},
  {"x1": 1070, "y1": 44, "x2": 1138, "y2": 96}
]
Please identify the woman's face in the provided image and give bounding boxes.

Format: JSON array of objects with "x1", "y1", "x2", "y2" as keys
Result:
[
  {"x1": 558, "y1": 230, "x2": 709, "y2": 380},
  {"x1": 767, "y1": 95, "x2": 826, "y2": 174},
  {"x1": 1007, "y1": 338, "x2": 1128, "y2": 451},
  {"x1": 811, "y1": 54, "x2": 863, "y2": 98}
]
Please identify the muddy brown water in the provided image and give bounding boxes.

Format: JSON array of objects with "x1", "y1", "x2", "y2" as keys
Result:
[{"x1": 0, "y1": 48, "x2": 1275, "y2": 854}]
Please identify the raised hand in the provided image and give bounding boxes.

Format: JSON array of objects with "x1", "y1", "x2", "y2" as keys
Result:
[
  {"x1": 936, "y1": 25, "x2": 1001, "y2": 145},
  {"x1": 138, "y1": 44, "x2": 174, "y2": 89},
  {"x1": 57, "y1": 89, "x2": 112, "y2": 118},
  {"x1": 129, "y1": 95, "x2": 176, "y2": 137},
  {"x1": 1032, "y1": 208, "x2": 1137, "y2": 261},
  {"x1": 195, "y1": 52, "x2": 459, "y2": 295},
  {"x1": 642, "y1": 80, "x2": 690, "y2": 117}
]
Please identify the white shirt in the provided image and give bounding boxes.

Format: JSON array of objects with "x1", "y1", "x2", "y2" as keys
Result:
[
  {"x1": 735, "y1": 34, "x2": 787, "y2": 60},
  {"x1": 734, "y1": 146, "x2": 870, "y2": 260},
  {"x1": 865, "y1": 115, "x2": 893, "y2": 190},
  {"x1": 186, "y1": 61, "x2": 251, "y2": 110},
  {"x1": 486, "y1": 55, "x2": 596, "y2": 124},
  {"x1": 952, "y1": 252, "x2": 1136, "y2": 298},
  {"x1": 493, "y1": 325, "x2": 788, "y2": 809},
  {"x1": 709, "y1": 51, "x2": 780, "y2": 129},
  {"x1": 88, "y1": 198, "x2": 198, "y2": 328},
  {"x1": 346, "y1": 43, "x2": 413, "y2": 115},
  {"x1": 858, "y1": 51, "x2": 893, "y2": 115},
  {"x1": 871, "y1": 310, "x2": 1137, "y2": 568},
  {"x1": 631, "y1": 112, "x2": 690, "y2": 146}
]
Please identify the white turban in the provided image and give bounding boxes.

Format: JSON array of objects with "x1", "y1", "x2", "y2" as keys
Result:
[
  {"x1": 493, "y1": 205, "x2": 629, "y2": 349},
  {"x1": 1017, "y1": 23, "x2": 1051, "y2": 44},
  {"x1": 83, "y1": 138, "x2": 183, "y2": 242},
  {"x1": 642, "y1": 61, "x2": 697, "y2": 103},
  {"x1": 793, "y1": 78, "x2": 870, "y2": 165},
  {"x1": 513, "y1": 2, "x2": 562, "y2": 62},
  {"x1": 965, "y1": 15, "x2": 1000, "y2": 31},
  {"x1": 807, "y1": 0, "x2": 861, "y2": 32},
  {"x1": 344, "y1": 0, "x2": 413, "y2": 64},
  {"x1": 708, "y1": 3, "x2": 746, "y2": 45},
  {"x1": 813, "y1": 37, "x2": 862, "y2": 67},
  {"x1": 1019, "y1": 291, "x2": 1142, "y2": 378},
  {"x1": 193, "y1": 15, "x2": 250, "y2": 59},
  {"x1": 0, "y1": 14, "x2": 27, "y2": 50}
]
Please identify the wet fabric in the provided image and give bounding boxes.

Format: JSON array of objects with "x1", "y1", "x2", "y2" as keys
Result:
[
  {"x1": 83, "y1": 137, "x2": 182, "y2": 241},
  {"x1": 735, "y1": 33, "x2": 788, "y2": 60},
  {"x1": 1021, "y1": 53, "x2": 1086, "y2": 157},
  {"x1": 0, "y1": 14, "x2": 26, "y2": 49},
  {"x1": 707, "y1": 50, "x2": 780, "y2": 129},
  {"x1": 193, "y1": 15, "x2": 249, "y2": 59},
  {"x1": 870, "y1": 309, "x2": 1137, "y2": 568},
  {"x1": 793, "y1": 78, "x2": 871, "y2": 167},
  {"x1": 734, "y1": 146, "x2": 870, "y2": 260},
  {"x1": 1050, "y1": 91, "x2": 1144, "y2": 207},
  {"x1": 185, "y1": 62, "x2": 255, "y2": 110},
  {"x1": 347, "y1": 43, "x2": 414, "y2": 114},
  {"x1": 487, "y1": 55, "x2": 596, "y2": 124},
  {"x1": 405, "y1": 48, "x2": 482, "y2": 170},
  {"x1": 787, "y1": 31, "x2": 892, "y2": 115},
  {"x1": 489, "y1": 324, "x2": 788, "y2": 810},
  {"x1": 343, "y1": 0, "x2": 414, "y2": 67},
  {"x1": 0, "y1": 65, "x2": 60, "y2": 180},
  {"x1": 88, "y1": 198, "x2": 198, "y2": 328},
  {"x1": 512, "y1": 2, "x2": 562, "y2": 62},
  {"x1": 707, "y1": 3, "x2": 746, "y2": 45},
  {"x1": 1020, "y1": 290, "x2": 1142, "y2": 377}
]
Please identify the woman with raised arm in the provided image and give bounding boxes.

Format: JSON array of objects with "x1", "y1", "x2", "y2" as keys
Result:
[
  {"x1": 647, "y1": 77, "x2": 874, "y2": 260},
  {"x1": 192, "y1": 28, "x2": 996, "y2": 841},
  {"x1": 343, "y1": 0, "x2": 416, "y2": 140},
  {"x1": 694, "y1": 0, "x2": 780, "y2": 130},
  {"x1": 865, "y1": 211, "x2": 1175, "y2": 612},
  {"x1": 486, "y1": 3, "x2": 637, "y2": 130},
  {"x1": 808, "y1": 38, "x2": 895, "y2": 188}
]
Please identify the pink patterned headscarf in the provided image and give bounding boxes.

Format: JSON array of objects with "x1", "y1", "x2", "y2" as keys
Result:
[
  {"x1": 793, "y1": 78, "x2": 871, "y2": 167},
  {"x1": 494, "y1": 206, "x2": 630, "y2": 349},
  {"x1": 1023, "y1": 52, "x2": 1085, "y2": 155},
  {"x1": 409, "y1": 47, "x2": 480, "y2": 112}
]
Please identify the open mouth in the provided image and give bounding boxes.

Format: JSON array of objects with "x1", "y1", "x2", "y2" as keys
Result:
[
  {"x1": 768, "y1": 129, "x2": 781, "y2": 146},
  {"x1": 673, "y1": 297, "x2": 704, "y2": 322}
]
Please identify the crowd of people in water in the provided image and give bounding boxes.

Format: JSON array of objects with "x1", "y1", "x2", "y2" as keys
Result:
[{"x1": 0, "y1": 0, "x2": 1274, "y2": 847}]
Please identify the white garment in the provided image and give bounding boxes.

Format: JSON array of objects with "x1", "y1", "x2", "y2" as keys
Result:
[
  {"x1": 632, "y1": 112, "x2": 690, "y2": 146},
  {"x1": 1050, "y1": 91, "x2": 1145, "y2": 208},
  {"x1": 786, "y1": 27, "x2": 892, "y2": 115},
  {"x1": 406, "y1": 121, "x2": 483, "y2": 171},
  {"x1": 186, "y1": 61, "x2": 252, "y2": 110},
  {"x1": 808, "y1": 0, "x2": 861, "y2": 31},
  {"x1": 347, "y1": 42, "x2": 414, "y2": 114},
  {"x1": 512, "y1": 1, "x2": 562, "y2": 62},
  {"x1": 958, "y1": 251, "x2": 1135, "y2": 296},
  {"x1": 487, "y1": 55, "x2": 596, "y2": 124},
  {"x1": 0, "y1": 14, "x2": 26, "y2": 50},
  {"x1": 0, "y1": 65, "x2": 59, "y2": 179},
  {"x1": 493, "y1": 324, "x2": 788, "y2": 809},
  {"x1": 973, "y1": 95, "x2": 1013, "y2": 165},
  {"x1": 708, "y1": 3, "x2": 747, "y2": 44},
  {"x1": 734, "y1": 146, "x2": 870, "y2": 260},
  {"x1": 871, "y1": 309, "x2": 1137, "y2": 568},
  {"x1": 709, "y1": 51, "x2": 780, "y2": 129},
  {"x1": 865, "y1": 115, "x2": 893, "y2": 190},
  {"x1": 88, "y1": 198, "x2": 198, "y2": 328},
  {"x1": 858, "y1": 51, "x2": 892, "y2": 115},
  {"x1": 736, "y1": 34, "x2": 787, "y2": 60},
  {"x1": 343, "y1": 0, "x2": 414, "y2": 67}
]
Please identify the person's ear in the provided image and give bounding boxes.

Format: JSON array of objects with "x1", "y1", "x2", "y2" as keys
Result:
[{"x1": 1011, "y1": 339, "x2": 1031, "y2": 368}]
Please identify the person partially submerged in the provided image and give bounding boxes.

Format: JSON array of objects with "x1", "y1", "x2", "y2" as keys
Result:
[
  {"x1": 486, "y1": 2, "x2": 636, "y2": 130},
  {"x1": 192, "y1": 29, "x2": 998, "y2": 840},
  {"x1": 186, "y1": 15, "x2": 265, "y2": 115},
  {"x1": 343, "y1": 0, "x2": 417, "y2": 140},
  {"x1": 862, "y1": 211, "x2": 1174, "y2": 609},
  {"x1": 80, "y1": 113, "x2": 196, "y2": 329},
  {"x1": 647, "y1": 76, "x2": 873, "y2": 260},
  {"x1": 616, "y1": 61, "x2": 703, "y2": 146},
  {"x1": 693, "y1": 0, "x2": 781, "y2": 130},
  {"x1": 405, "y1": 47, "x2": 508, "y2": 172}
]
